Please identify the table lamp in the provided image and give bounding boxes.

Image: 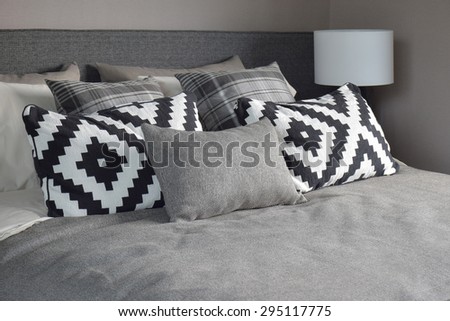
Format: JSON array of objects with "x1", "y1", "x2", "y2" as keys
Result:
[{"x1": 314, "y1": 29, "x2": 394, "y2": 87}]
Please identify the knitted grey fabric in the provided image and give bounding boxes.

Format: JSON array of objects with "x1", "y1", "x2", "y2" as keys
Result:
[
  {"x1": 0, "y1": 29, "x2": 328, "y2": 99},
  {"x1": 142, "y1": 118, "x2": 305, "y2": 221}
]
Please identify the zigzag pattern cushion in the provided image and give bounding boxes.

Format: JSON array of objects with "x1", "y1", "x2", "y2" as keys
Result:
[
  {"x1": 235, "y1": 83, "x2": 399, "y2": 192},
  {"x1": 176, "y1": 62, "x2": 295, "y2": 131},
  {"x1": 22, "y1": 92, "x2": 203, "y2": 217},
  {"x1": 46, "y1": 79, "x2": 164, "y2": 114}
]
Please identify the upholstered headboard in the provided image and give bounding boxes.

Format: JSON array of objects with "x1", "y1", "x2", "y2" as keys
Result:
[{"x1": 0, "y1": 29, "x2": 327, "y2": 99}]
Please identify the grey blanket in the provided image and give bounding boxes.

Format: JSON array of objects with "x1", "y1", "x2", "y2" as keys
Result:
[{"x1": 1, "y1": 165, "x2": 449, "y2": 300}]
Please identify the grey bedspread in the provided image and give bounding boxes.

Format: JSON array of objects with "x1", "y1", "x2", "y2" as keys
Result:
[{"x1": 1, "y1": 165, "x2": 449, "y2": 300}]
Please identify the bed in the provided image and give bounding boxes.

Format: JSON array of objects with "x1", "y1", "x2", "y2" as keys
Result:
[{"x1": 0, "y1": 30, "x2": 449, "y2": 301}]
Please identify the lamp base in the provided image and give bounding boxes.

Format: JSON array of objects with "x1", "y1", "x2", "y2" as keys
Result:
[{"x1": 359, "y1": 86, "x2": 372, "y2": 106}]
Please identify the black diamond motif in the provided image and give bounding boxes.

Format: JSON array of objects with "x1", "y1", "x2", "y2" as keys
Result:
[
  {"x1": 76, "y1": 137, "x2": 126, "y2": 191},
  {"x1": 22, "y1": 92, "x2": 202, "y2": 217}
]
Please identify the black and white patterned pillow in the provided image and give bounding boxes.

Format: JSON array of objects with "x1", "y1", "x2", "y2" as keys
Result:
[
  {"x1": 46, "y1": 78, "x2": 164, "y2": 114},
  {"x1": 235, "y1": 83, "x2": 399, "y2": 192},
  {"x1": 22, "y1": 92, "x2": 203, "y2": 217},
  {"x1": 176, "y1": 62, "x2": 295, "y2": 131}
]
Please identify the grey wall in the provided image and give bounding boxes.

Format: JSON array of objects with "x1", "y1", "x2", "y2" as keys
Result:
[
  {"x1": 330, "y1": 0, "x2": 450, "y2": 174},
  {"x1": 1, "y1": 0, "x2": 449, "y2": 174},
  {"x1": 0, "y1": 0, "x2": 330, "y2": 31}
]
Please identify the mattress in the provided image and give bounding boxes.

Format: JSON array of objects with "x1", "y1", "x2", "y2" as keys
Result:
[{"x1": 1, "y1": 164, "x2": 449, "y2": 300}]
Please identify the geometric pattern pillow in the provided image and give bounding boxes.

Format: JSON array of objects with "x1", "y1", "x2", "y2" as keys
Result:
[
  {"x1": 235, "y1": 83, "x2": 399, "y2": 192},
  {"x1": 176, "y1": 62, "x2": 295, "y2": 131},
  {"x1": 45, "y1": 78, "x2": 164, "y2": 114},
  {"x1": 22, "y1": 92, "x2": 203, "y2": 217}
]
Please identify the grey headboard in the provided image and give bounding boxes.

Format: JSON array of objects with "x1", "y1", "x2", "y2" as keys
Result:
[{"x1": 0, "y1": 29, "x2": 327, "y2": 99}]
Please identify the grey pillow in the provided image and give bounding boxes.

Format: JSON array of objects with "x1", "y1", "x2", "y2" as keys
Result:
[
  {"x1": 175, "y1": 62, "x2": 295, "y2": 131},
  {"x1": 95, "y1": 55, "x2": 245, "y2": 82},
  {"x1": 142, "y1": 118, "x2": 306, "y2": 221},
  {"x1": 46, "y1": 78, "x2": 164, "y2": 114},
  {"x1": 0, "y1": 62, "x2": 80, "y2": 84}
]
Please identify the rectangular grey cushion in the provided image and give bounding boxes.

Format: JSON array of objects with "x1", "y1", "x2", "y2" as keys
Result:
[
  {"x1": 0, "y1": 62, "x2": 80, "y2": 84},
  {"x1": 142, "y1": 118, "x2": 306, "y2": 221},
  {"x1": 45, "y1": 78, "x2": 164, "y2": 114},
  {"x1": 176, "y1": 62, "x2": 295, "y2": 131},
  {"x1": 96, "y1": 55, "x2": 245, "y2": 81},
  {"x1": 96, "y1": 55, "x2": 246, "y2": 97}
]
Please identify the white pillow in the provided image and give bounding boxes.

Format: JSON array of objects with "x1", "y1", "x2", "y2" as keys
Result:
[{"x1": 0, "y1": 82, "x2": 57, "y2": 192}]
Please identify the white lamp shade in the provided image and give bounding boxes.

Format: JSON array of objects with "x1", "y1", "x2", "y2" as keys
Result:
[{"x1": 314, "y1": 29, "x2": 394, "y2": 86}]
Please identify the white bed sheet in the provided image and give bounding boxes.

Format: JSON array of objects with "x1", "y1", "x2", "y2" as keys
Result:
[{"x1": 0, "y1": 188, "x2": 50, "y2": 241}]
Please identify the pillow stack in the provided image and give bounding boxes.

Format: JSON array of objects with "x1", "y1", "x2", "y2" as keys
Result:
[
  {"x1": 18, "y1": 57, "x2": 306, "y2": 218},
  {"x1": 16, "y1": 57, "x2": 397, "y2": 221}
]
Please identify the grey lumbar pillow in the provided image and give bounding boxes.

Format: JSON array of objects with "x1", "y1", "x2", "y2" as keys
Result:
[{"x1": 142, "y1": 118, "x2": 306, "y2": 221}]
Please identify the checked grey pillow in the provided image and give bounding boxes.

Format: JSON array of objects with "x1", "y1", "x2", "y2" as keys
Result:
[
  {"x1": 46, "y1": 78, "x2": 164, "y2": 114},
  {"x1": 235, "y1": 83, "x2": 399, "y2": 192},
  {"x1": 176, "y1": 62, "x2": 295, "y2": 131}
]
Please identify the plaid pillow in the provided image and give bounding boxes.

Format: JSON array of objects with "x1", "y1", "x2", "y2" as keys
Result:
[
  {"x1": 46, "y1": 79, "x2": 164, "y2": 114},
  {"x1": 176, "y1": 62, "x2": 295, "y2": 131}
]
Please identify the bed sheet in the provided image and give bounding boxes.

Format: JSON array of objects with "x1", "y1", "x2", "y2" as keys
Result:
[
  {"x1": 1, "y1": 165, "x2": 449, "y2": 300},
  {"x1": 0, "y1": 188, "x2": 50, "y2": 241}
]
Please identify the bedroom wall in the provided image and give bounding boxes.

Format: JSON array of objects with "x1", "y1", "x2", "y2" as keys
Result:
[
  {"x1": 329, "y1": 0, "x2": 450, "y2": 174},
  {"x1": 2, "y1": 0, "x2": 449, "y2": 174},
  {"x1": 0, "y1": 0, "x2": 330, "y2": 31}
]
